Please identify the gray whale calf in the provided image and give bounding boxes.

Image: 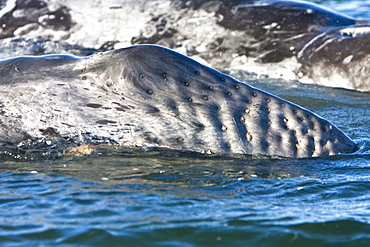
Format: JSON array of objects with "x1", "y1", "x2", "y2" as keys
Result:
[{"x1": 0, "y1": 45, "x2": 356, "y2": 158}]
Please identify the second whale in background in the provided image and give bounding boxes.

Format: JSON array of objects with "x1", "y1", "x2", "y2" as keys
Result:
[{"x1": 0, "y1": 0, "x2": 370, "y2": 91}]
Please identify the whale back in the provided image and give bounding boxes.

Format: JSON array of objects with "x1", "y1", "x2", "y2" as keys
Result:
[{"x1": 0, "y1": 45, "x2": 356, "y2": 157}]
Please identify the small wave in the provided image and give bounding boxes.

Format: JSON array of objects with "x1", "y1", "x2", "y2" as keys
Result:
[{"x1": 354, "y1": 138, "x2": 370, "y2": 155}]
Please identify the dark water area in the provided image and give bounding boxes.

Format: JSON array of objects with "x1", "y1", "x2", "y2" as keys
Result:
[{"x1": 1, "y1": 0, "x2": 370, "y2": 246}]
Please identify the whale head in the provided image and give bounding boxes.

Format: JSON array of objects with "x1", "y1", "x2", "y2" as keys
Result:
[{"x1": 0, "y1": 45, "x2": 356, "y2": 158}]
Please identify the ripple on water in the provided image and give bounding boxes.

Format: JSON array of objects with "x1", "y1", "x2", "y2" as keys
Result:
[{"x1": 0, "y1": 146, "x2": 369, "y2": 246}]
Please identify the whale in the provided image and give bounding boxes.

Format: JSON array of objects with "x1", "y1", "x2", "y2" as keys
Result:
[
  {"x1": 0, "y1": 45, "x2": 356, "y2": 158},
  {"x1": 0, "y1": 0, "x2": 369, "y2": 91}
]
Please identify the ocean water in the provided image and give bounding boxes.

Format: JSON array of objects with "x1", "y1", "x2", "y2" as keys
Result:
[
  {"x1": 1, "y1": 1, "x2": 370, "y2": 246},
  {"x1": 313, "y1": 0, "x2": 370, "y2": 18}
]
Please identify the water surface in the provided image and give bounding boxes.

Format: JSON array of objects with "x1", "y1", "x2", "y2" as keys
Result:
[{"x1": 1, "y1": 0, "x2": 370, "y2": 246}]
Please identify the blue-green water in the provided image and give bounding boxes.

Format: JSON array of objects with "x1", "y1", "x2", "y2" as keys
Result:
[{"x1": 1, "y1": 1, "x2": 370, "y2": 246}]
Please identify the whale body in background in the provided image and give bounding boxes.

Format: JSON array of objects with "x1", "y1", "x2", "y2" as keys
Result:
[
  {"x1": 0, "y1": 45, "x2": 356, "y2": 158},
  {"x1": 0, "y1": 0, "x2": 370, "y2": 91}
]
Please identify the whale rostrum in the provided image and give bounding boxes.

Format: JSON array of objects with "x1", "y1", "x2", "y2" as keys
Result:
[{"x1": 0, "y1": 45, "x2": 356, "y2": 158}]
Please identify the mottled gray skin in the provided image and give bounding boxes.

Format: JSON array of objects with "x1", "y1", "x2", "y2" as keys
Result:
[{"x1": 0, "y1": 45, "x2": 356, "y2": 157}]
